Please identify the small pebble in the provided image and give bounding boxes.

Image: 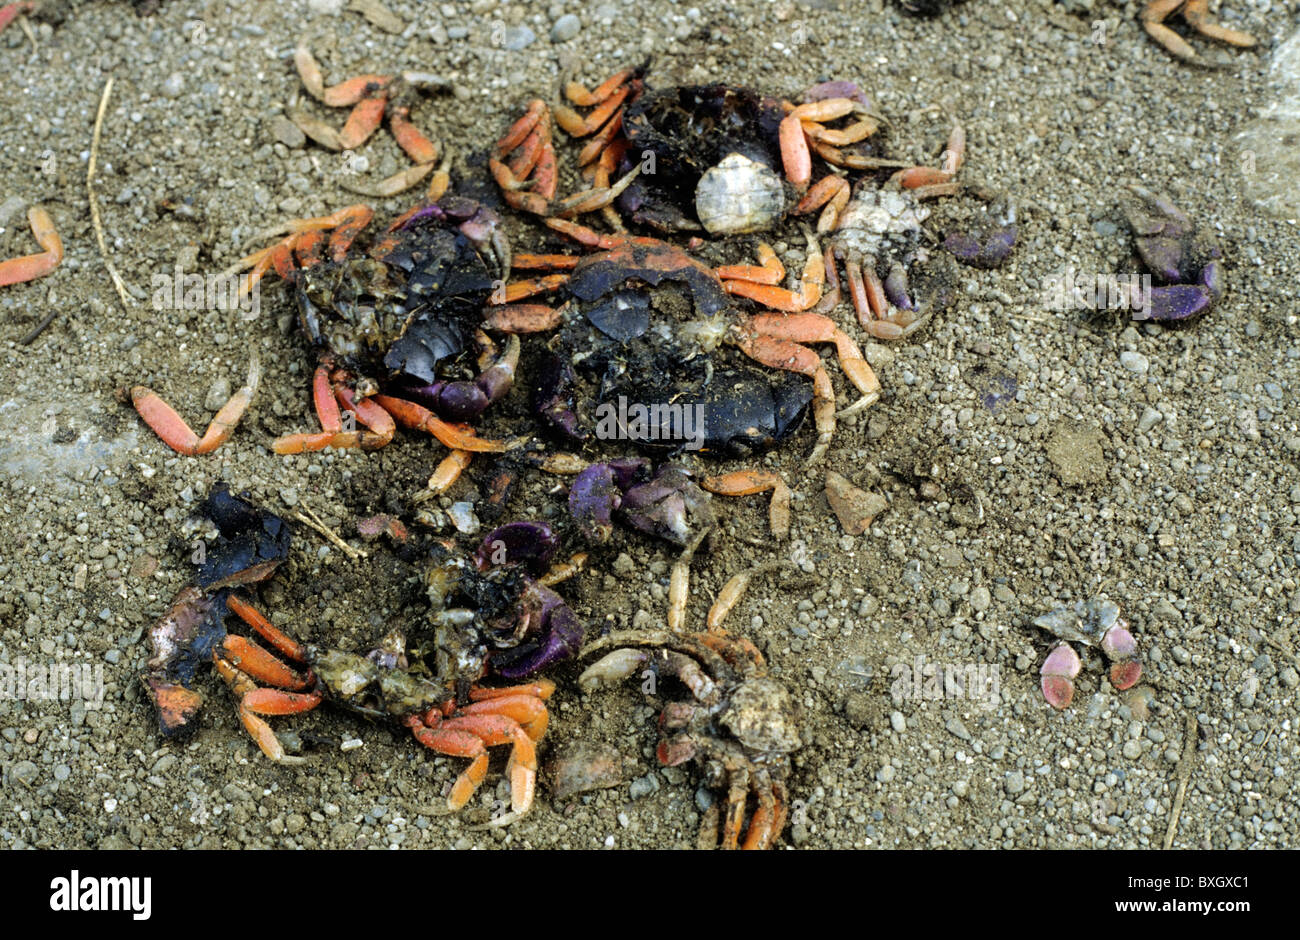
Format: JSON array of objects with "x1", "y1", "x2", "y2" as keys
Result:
[
  {"x1": 1120, "y1": 351, "x2": 1150, "y2": 374},
  {"x1": 551, "y1": 13, "x2": 581, "y2": 42},
  {"x1": 502, "y1": 25, "x2": 536, "y2": 50}
]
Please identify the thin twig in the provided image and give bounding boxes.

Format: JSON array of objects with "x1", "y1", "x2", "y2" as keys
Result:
[
  {"x1": 88, "y1": 78, "x2": 132, "y2": 311},
  {"x1": 18, "y1": 309, "x2": 58, "y2": 345},
  {"x1": 291, "y1": 501, "x2": 366, "y2": 560},
  {"x1": 1163, "y1": 714, "x2": 1199, "y2": 850}
]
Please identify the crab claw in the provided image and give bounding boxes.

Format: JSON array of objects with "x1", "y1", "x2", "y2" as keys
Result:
[
  {"x1": 1100, "y1": 623, "x2": 1142, "y2": 691},
  {"x1": 1132, "y1": 257, "x2": 1223, "y2": 322},
  {"x1": 1040, "y1": 643, "x2": 1081, "y2": 710},
  {"x1": 619, "y1": 465, "x2": 715, "y2": 548},
  {"x1": 474, "y1": 522, "x2": 559, "y2": 573},
  {"x1": 492, "y1": 600, "x2": 585, "y2": 679},
  {"x1": 569, "y1": 459, "x2": 652, "y2": 543}
]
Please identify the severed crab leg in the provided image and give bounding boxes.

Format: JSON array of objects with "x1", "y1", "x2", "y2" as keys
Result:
[
  {"x1": 1141, "y1": 0, "x2": 1257, "y2": 64},
  {"x1": 0, "y1": 206, "x2": 63, "y2": 287},
  {"x1": 122, "y1": 355, "x2": 262, "y2": 456},
  {"x1": 703, "y1": 472, "x2": 792, "y2": 540}
]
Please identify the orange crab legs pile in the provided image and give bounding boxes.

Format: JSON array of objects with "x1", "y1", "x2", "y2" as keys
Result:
[
  {"x1": 213, "y1": 595, "x2": 552, "y2": 819},
  {"x1": 290, "y1": 44, "x2": 451, "y2": 199},
  {"x1": 485, "y1": 218, "x2": 879, "y2": 464},
  {"x1": 125, "y1": 203, "x2": 514, "y2": 482},
  {"x1": 490, "y1": 95, "x2": 644, "y2": 223}
]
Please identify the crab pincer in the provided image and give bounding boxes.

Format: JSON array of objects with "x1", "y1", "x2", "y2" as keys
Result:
[
  {"x1": 1035, "y1": 598, "x2": 1142, "y2": 709},
  {"x1": 1122, "y1": 184, "x2": 1223, "y2": 322}
]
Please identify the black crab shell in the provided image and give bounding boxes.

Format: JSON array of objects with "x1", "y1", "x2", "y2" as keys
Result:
[{"x1": 294, "y1": 221, "x2": 498, "y2": 386}]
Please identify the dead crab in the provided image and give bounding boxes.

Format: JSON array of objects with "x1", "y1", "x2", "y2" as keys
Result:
[
  {"x1": 1141, "y1": 1, "x2": 1257, "y2": 66},
  {"x1": 484, "y1": 221, "x2": 879, "y2": 463},
  {"x1": 580, "y1": 621, "x2": 800, "y2": 849},
  {"x1": 140, "y1": 486, "x2": 560, "y2": 823},
  {"x1": 1034, "y1": 598, "x2": 1142, "y2": 710},
  {"x1": 497, "y1": 76, "x2": 1014, "y2": 345}
]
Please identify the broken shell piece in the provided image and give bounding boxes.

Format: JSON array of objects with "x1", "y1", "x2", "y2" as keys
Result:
[{"x1": 824, "y1": 470, "x2": 888, "y2": 535}]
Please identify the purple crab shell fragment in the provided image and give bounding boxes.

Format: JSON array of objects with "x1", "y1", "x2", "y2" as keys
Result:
[{"x1": 1123, "y1": 184, "x2": 1223, "y2": 323}]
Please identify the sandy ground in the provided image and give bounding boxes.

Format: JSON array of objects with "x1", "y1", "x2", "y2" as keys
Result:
[{"x1": 0, "y1": 0, "x2": 1297, "y2": 850}]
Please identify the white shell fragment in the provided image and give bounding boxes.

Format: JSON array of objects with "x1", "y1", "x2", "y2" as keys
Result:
[{"x1": 694, "y1": 152, "x2": 787, "y2": 235}]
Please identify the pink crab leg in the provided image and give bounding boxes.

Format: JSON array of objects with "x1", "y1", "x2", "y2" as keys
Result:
[
  {"x1": 0, "y1": 206, "x2": 63, "y2": 287},
  {"x1": 0, "y1": 2, "x2": 34, "y2": 34},
  {"x1": 125, "y1": 355, "x2": 262, "y2": 456}
]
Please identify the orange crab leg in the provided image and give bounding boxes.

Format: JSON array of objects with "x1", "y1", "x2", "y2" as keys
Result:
[
  {"x1": 494, "y1": 273, "x2": 569, "y2": 303},
  {"x1": 578, "y1": 111, "x2": 624, "y2": 167},
  {"x1": 715, "y1": 243, "x2": 785, "y2": 285},
  {"x1": 543, "y1": 217, "x2": 627, "y2": 250},
  {"x1": 388, "y1": 105, "x2": 439, "y2": 165},
  {"x1": 372, "y1": 396, "x2": 512, "y2": 452},
  {"x1": 334, "y1": 96, "x2": 386, "y2": 151},
  {"x1": 219, "y1": 635, "x2": 311, "y2": 690},
  {"x1": 511, "y1": 253, "x2": 581, "y2": 271},
  {"x1": 126, "y1": 355, "x2": 261, "y2": 456},
  {"x1": 801, "y1": 117, "x2": 879, "y2": 147},
  {"x1": 779, "y1": 114, "x2": 812, "y2": 192},
  {"x1": 749, "y1": 312, "x2": 880, "y2": 402},
  {"x1": 426, "y1": 449, "x2": 472, "y2": 493},
  {"x1": 497, "y1": 99, "x2": 546, "y2": 152},
  {"x1": 723, "y1": 233, "x2": 823, "y2": 311},
  {"x1": 0, "y1": 207, "x2": 63, "y2": 287},
  {"x1": 703, "y1": 470, "x2": 792, "y2": 540},
  {"x1": 443, "y1": 714, "x2": 537, "y2": 814},
  {"x1": 405, "y1": 719, "x2": 490, "y2": 807},
  {"x1": 226, "y1": 596, "x2": 309, "y2": 662},
  {"x1": 564, "y1": 68, "x2": 636, "y2": 107},
  {"x1": 469, "y1": 679, "x2": 556, "y2": 702},
  {"x1": 554, "y1": 85, "x2": 630, "y2": 138},
  {"x1": 507, "y1": 128, "x2": 545, "y2": 180}
]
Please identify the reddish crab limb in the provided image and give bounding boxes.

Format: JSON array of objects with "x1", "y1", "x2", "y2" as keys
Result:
[
  {"x1": 794, "y1": 175, "x2": 851, "y2": 233},
  {"x1": 715, "y1": 243, "x2": 785, "y2": 285},
  {"x1": 373, "y1": 396, "x2": 513, "y2": 452},
  {"x1": 564, "y1": 68, "x2": 638, "y2": 107},
  {"x1": 226, "y1": 595, "x2": 309, "y2": 662},
  {"x1": 1141, "y1": 0, "x2": 1257, "y2": 63},
  {"x1": 1040, "y1": 644, "x2": 1081, "y2": 710},
  {"x1": 293, "y1": 44, "x2": 392, "y2": 106},
  {"x1": 124, "y1": 355, "x2": 262, "y2": 456},
  {"x1": 0, "y1": 2, "x2": 32, "y2": 33},
  {"x1": 721, "y1": 231, "x2": 824, "y2": 311},
  {"x1": 703, "y1": 470, "x2": 792, "y2": 540},
  {"x1": 0, "y1": 206, "x2": 63, "y2": 287},
  {"x1": 779, "y1": 113, "x2": 812, "y2": 192}
]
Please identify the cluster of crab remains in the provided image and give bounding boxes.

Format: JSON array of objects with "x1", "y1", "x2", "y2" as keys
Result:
[{"x1": 70, "y1": 19, "x2": 1251, "y2": 849}]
